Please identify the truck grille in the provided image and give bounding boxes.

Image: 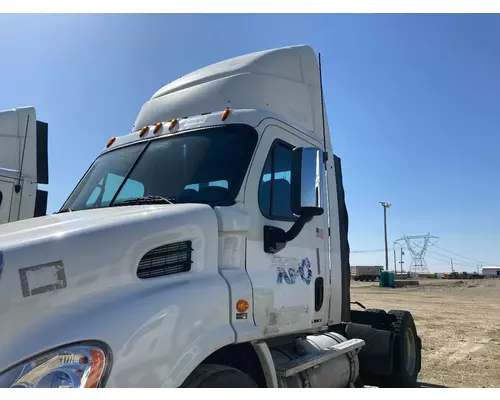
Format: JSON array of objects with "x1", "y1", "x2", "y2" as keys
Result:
[{"x1": 137, "y1": 241, "x2": 193, "y2": 279}]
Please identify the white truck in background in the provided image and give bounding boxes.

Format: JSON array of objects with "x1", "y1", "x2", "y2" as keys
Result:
[
  {"x1": 0, "y1": 107, "x2": 49, "y2": 224},
  {"x1": 351, "y1": 265, "x2": 384, "y2": 282},
  {"x1": 0, "y1": 45, "x2": 421, "y2": 388}
]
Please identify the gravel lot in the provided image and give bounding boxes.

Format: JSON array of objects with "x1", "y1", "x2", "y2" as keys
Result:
[{"x1": 351, "y1": 278, "x2": 500, "y2": 388}]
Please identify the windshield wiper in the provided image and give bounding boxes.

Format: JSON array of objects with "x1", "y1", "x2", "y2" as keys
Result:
[
  {"x1": 56, "y1": 208, "x2": 72, "y2": 214},
  {"x1": 110, "y1": 195, "x2": 176, "y2": 207}
]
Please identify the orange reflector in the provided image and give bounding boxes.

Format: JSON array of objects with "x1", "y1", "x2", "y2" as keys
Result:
[
  {"x1": 221, "y1": 108, "x2": 230, "y2": 121},
  {"x1": 153, "y1": 122, "x2": 162, "y2": 134},
  {"x1": 236, "y1": 299, "x2": 249, "y2": 313},
  {"x1": 168, "y1": 119, "x2": 177, "y2": 130},
  {"x1": 106, "y1": 137, "x2": 116, "y2": 148},
  {"x1": 84, "y1": 349, "x2": 106, "y2": 388},
  {"x1": 139, "y1": 126, "x2": 149, "y2": 137}
]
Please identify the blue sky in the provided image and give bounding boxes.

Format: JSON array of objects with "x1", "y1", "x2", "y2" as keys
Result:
[{"x1": 1, "y1": 14, "x2": 499, "y2": 272}]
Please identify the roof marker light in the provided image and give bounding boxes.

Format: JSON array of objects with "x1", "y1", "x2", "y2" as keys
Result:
[
  {"x1": 106, "y1": 137, "x2": 116, "y2": 148},
  {"x1": 168, "y1": 119, "x2": 177, "y2": 131},
  {"x1": 153, "y1": 122, "x2": 162, "y2": 134},
  {"x1": 221, "y1": 108, "x2": 230, "y2": 121},
  {"x1": 139, "y1": 126, "x2": 149, "y2": 137}
]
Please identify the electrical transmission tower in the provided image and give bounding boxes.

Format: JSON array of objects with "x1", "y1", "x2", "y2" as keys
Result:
[{"x1": 395, "y1": 233, "x2": 438, "y2": 274}]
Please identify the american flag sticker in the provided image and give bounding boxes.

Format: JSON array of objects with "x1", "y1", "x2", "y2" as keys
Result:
[{"x1": 316, "y1": 228, "x2": 323, "y2": 239}]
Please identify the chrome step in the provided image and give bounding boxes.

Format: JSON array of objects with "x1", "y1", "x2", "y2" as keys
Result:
[{"x1": 275, "y1": 338, "x2": 365, "y2": 378}]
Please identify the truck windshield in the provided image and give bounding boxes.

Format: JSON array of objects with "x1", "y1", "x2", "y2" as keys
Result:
[{"x1": 60, "y1": 125, "x2": 258, "y2": 211}]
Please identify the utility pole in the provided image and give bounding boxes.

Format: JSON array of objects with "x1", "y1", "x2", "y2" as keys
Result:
[
  {"x1": 451, "y1": 259, "x2": 454, "y2": 272},
  {"x1": 399, "y1": 248, "x2": 405, "y2": 274},
  {"x1": 379, "y1": 202, "x2": 391, "y2": 271}
]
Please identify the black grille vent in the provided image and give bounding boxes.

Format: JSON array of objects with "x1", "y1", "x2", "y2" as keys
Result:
[{"x1": 137, "y1": 241, "x2": 193, "y2": 279}]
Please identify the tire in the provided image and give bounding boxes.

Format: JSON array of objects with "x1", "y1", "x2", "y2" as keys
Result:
[
  {"x1": 181, "y1": 364, "x2": 259, "y2": 388},
  {"x1": 364, "y1": 308, "x2": 386, "y2": 314},
  {"x1": 386, "y1": 310, "x2": 422, "y2": 387}
]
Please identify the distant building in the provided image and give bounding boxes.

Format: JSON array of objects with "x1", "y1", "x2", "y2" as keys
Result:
[{"x1": 482, "y1": 266, "x2": 500, "y2": 277}]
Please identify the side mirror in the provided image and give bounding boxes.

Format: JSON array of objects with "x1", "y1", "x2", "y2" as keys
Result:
[
  {"x1": 291, "y1": 147, "x2": 324, "y2": 217},
  {"x1": 263, "y1": 146, "x2": 325, "y2": 254}
]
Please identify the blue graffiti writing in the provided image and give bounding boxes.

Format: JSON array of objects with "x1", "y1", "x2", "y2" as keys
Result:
[
  {"x1": 298, "y1": 257, "x2": 313, "y2": 285},
  {"x1": 275, "y1": 256, "x2": 313, "y2": 285}
]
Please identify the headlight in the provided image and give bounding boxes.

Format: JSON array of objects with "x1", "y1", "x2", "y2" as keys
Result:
[{"x1": 0, "y1": 343, "x2": 111, "y2": 388}]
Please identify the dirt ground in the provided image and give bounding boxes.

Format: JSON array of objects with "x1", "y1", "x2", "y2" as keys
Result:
[{"x1": 350, "y1": 278, "x2": 500, "y2": 388}]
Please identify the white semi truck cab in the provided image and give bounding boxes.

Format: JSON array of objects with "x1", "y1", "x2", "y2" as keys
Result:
[
  {"x1": 0, "y1": 106, "x2": 49, "y2": 224},
  {"x1": 0, "y1": 45, "x2": 421, "y2": 388}
]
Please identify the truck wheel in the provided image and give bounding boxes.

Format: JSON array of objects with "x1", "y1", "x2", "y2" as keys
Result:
[
  {"x1": 364, "y1": 308, "x2": 385, "y2": 314},
  {"x1": 181, "y1": 364, "x2": 259, "y2": 388},
  {"x1": 387, "y1": 310, "x2": 421, "y2": 387}
]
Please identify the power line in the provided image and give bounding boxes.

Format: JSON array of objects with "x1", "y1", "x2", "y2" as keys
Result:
[
  {"x1": 411, "y1": 242, "x2": 478, "y2": 268},
  {"x1": 351, "y1": 249, "x2": 385, "y2": 253},
  {"x1": 425, "y1": 248, "x2": 476, "y2": 267},
  {"x1": 417, "y1": 242, "x2": 500, "y2": 268},
  {"x1": 397, "y1": 239, "x2": 481, "y2": 272},
  {"x1": 431, "y1": 243, "x2": 495, "y2": 266},
  {"x1": 424, "y1": 254, "x2": 477, "y2": 270},
  {"x1": 352, "y1": 244, "x2": 499, "y2": 269},
  {"x1": 430, "y1": 258, "x2": 476, "y2": 271}
]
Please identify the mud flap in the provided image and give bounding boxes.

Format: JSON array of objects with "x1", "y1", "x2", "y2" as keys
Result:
[{"x1": 345, "y1": 322, "x2": 395, "y2": 377}]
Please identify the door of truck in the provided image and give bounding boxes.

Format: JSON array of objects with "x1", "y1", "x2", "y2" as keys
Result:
[{"x1": 244, "y1": 123, "x2": 329, "y2": 337}]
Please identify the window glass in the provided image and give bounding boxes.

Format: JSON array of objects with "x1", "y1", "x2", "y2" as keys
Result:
[
  {"x1": 61, "y1": 125, "x2": 257, "y2": 211},
  {"x1": 85, "y1": 174, "x2": 145, "y2": 207},
  {"x1": 258, "y1": 142, "x2": 295, "y2": 220}
]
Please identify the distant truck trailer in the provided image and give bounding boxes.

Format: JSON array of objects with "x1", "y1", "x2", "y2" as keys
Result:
[
  {"x1": 351, "y1": 265, "x2": 384, "y2": 282},
  {"x1": 482, "y1": 266, "x2": 500, "y2": 277}
]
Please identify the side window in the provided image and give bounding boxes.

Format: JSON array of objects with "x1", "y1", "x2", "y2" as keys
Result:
[
  {"x1": 258, "y1": 141, "x2": 295, "y2": 220},
  {"x1": 0, "y1": 190, "x2": 2, "y2": 208}
]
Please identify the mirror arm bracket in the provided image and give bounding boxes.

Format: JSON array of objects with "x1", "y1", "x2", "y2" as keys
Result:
[
  {"x1": 263, "y1": 215, "x2": 313, "y2": 254},
  {"x1": 285, "y1": 215, "x2": 312, "y2": 242}
]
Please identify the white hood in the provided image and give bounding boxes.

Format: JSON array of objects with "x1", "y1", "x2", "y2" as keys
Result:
[
  {"x1": 0, "y1": 203, "x2": 220, "y2": 374},
  {"x1": 0, "y1": 205, "x2": 176, "y2": 248}
]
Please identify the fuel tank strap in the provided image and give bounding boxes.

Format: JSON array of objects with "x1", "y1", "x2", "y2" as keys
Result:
[{"x1": 275, "y1": 338, "x2": 365, "y2": 378}]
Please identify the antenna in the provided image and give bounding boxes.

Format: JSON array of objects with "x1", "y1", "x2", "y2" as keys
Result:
[
  {"x1": 16, "y1": 114, "x2": 30, "y2": 194},
  {"x1": 318, "y1": 53, "x2": 328, "y2": 163}
]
